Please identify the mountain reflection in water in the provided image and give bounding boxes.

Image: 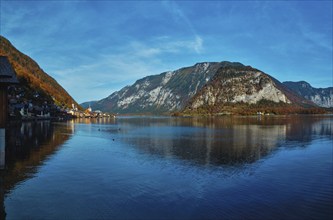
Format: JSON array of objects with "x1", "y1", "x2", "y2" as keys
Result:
[
  {"x1": 0, "y1": 115, "x2": 332, "y2": 219},
  {"x1": 110, "y1": 116, "x2": 332, "y2": 166}
]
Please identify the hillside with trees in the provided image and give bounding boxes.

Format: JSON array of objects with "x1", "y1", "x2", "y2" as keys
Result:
[{"x1": 0, "y1": 35, "x2": 80, "y2": 112}]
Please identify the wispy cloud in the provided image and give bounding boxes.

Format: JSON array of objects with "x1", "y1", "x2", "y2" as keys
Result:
[
  {"x1": 1, "y1": 1, "x2": 331, "y2": 102},
  {"x1": 135, "y1": 36, "x2": 204, "y2": 55},
  {"x1": 52, "y1": 49, "x2": 162, "y2": 102},
  {"x1": 299, "y1": 25, "x2": 332, "y2": 52},
  {"x1": 50, "y1": 33, "x2": 206, "y2": 102},
  {"x1": 162, "y1": 1, "x2": 195, "y2": 34},
  {"x1": 191, "y1": 36, "x2": 203, "y2": 53},
  {"x1": 161, "y1": 1, "x2": 204, "y2": 54},
  {"x1": 164, "y1": 36, "x2": 203, "y2": 54}
]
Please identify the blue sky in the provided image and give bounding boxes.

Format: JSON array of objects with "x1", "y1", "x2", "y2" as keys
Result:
[{"x1": 1, "y1": 0, "x2": 332, "y2": 103}]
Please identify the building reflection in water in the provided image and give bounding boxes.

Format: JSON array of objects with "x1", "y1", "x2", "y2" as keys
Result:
[
  {"x1": 0, "y1": 121, "x2": 74, "y2": 219},
  {"x1": 73, "y1": 117, "x2": 117, "y2": 125},
  {"x1": 0, "y1": 129, "x2": 5, "y2": 169}
]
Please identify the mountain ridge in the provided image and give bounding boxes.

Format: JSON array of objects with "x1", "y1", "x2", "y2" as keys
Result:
[
  {"x1": 282, "y1": 81, "x2": 333, "y2": 108},
  {"x1": 83, "y1": 61, "x2": 328, "y2": 115},
  {"x1": 91, "y1": 61, "x2": 244, "y2": 114}
]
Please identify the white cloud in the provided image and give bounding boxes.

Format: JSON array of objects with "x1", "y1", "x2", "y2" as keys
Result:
[
  {"x1": 161, "y1": 1, "x2": 203, "y2": 54},
  {"x1": 132, "y1": 36, "x2": 204, "y2": 56},
  {"x1": 163, "y1": 36, "x2": 203, "y2": 54},
  {"x1": 51, "y1": 48, "x2": 165, "y2": 103},
  {"x1": 51, "y1": 34, "x2": 205, "y2": 103},
  {"x1": 192, "y1": 36, "x2": 203, "y2": 53},
  {"x1": 5, "y1": 1, "x2": 330, "y2": 104},
  {"x1": 162, "y1": 1, "x2": 194, "y2": 34}
]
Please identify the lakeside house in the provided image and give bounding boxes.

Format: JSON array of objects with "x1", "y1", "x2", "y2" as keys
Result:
[
  {"x1": 0, "y1": 56, "x2": 19, "y2": 126},
  {"x1": 67, "y1": 104, "x2": 112, "y2": 118}
]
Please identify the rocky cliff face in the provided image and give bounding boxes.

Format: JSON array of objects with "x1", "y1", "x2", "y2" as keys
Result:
[
  {"x1": 283, "y1": 81, "x2": 333, "y2": 108},
  {"x1": 92, "y1": 61, "x2": 244, "y2": 113},
  {"x1": 189, "y1": 66, "x2": 291, "y2": 110}
]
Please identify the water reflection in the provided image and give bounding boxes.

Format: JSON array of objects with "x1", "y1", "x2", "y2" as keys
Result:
[
  {"x1": 74, "y1": 117, "x2": 117, "y2": 125},
  {"x1": 0, "y1": 129, "x2": 5, "y2": 169},
  {"x1": 0, "y1": 116, "x2": 331, "y2": 219},
  {"x1": 0, "y1": 121, "x2": 74, "y2": 219},
  {"x1": 114, "y1": 116, "x2": 332, "y2": 166}
]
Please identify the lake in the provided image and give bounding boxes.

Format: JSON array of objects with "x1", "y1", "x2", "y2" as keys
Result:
[{"x1": 1, "y1": 115, "x2": 332, "y2": 219}]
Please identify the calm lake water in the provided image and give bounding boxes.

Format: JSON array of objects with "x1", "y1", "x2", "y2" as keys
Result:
[{"x1": 1, "y1": 116, "x2": 332, "y2": 219}]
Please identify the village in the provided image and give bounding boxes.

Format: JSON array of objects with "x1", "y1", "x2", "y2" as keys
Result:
[
  {"x1": 7, "y1": 96, "x2": 114, "y2": 121},
  {"x1": 1, "y1": 56, "x2": 113, "y2": 125},
  {"x1": 66, "y1": 104, "x2": 114, "y2": 119}
]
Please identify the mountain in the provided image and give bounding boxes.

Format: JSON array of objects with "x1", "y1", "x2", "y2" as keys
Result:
[
  {"x1": 81, "y1": 101, "x2": 97, "y2": 109},
  {"x1": 89, "y1": 61, "x2": 322, "y2": 115},
  {"x1": 283, "y1": 81, "x2": 333, "y2": 108},
  {"x1": 0, "y1": 35, "x2": 79, "y2": 109},
  {"x1": 184, "y1": 65, "x2": 318, "y2": 115},
  {"x1": 92, "y1": 61, "x2": 244, "y2": 114}
]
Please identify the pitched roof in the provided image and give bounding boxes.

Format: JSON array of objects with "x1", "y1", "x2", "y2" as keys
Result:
[{"x1": 0, "y1": 56, "x2": 19, "y2": 84}]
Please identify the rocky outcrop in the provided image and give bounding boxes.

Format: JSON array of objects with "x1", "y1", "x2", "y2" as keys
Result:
[
  {"x1": 189, "y1": 66, "x2": 291, "y2": 110},
  {"x1": 283, "y1": 81, "x2": 333, "y2": 108}
]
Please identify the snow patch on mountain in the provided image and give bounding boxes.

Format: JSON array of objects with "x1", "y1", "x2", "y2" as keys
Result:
[{"x1": 162, "y1": 71, "x2": 174, "y2": 85}]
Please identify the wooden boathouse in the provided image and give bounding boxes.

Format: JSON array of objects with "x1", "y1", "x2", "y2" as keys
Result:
[
  {"x1": 0, "y1": 56, "x2": 19, "y2": 127},
  {"x1": 0, "y1": 56, "x2": 18, "y2": 170}
]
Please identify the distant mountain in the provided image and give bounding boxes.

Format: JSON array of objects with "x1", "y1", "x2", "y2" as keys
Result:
[
  {"x1": 0, "y1": 35, "x2": 80, "y2": 109},
  {"x1": 92, "y1": 61, "x2": 244, "y2": 114},
  {"x1": 283, "y1": 81, "x2": 333, "y2": 108},
  {"x1": 81, "y1": 101, "x2": 97, "y2": 109},
  {"x1": 88, "y1": 61, "x2": 322, "y2": 115}
]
